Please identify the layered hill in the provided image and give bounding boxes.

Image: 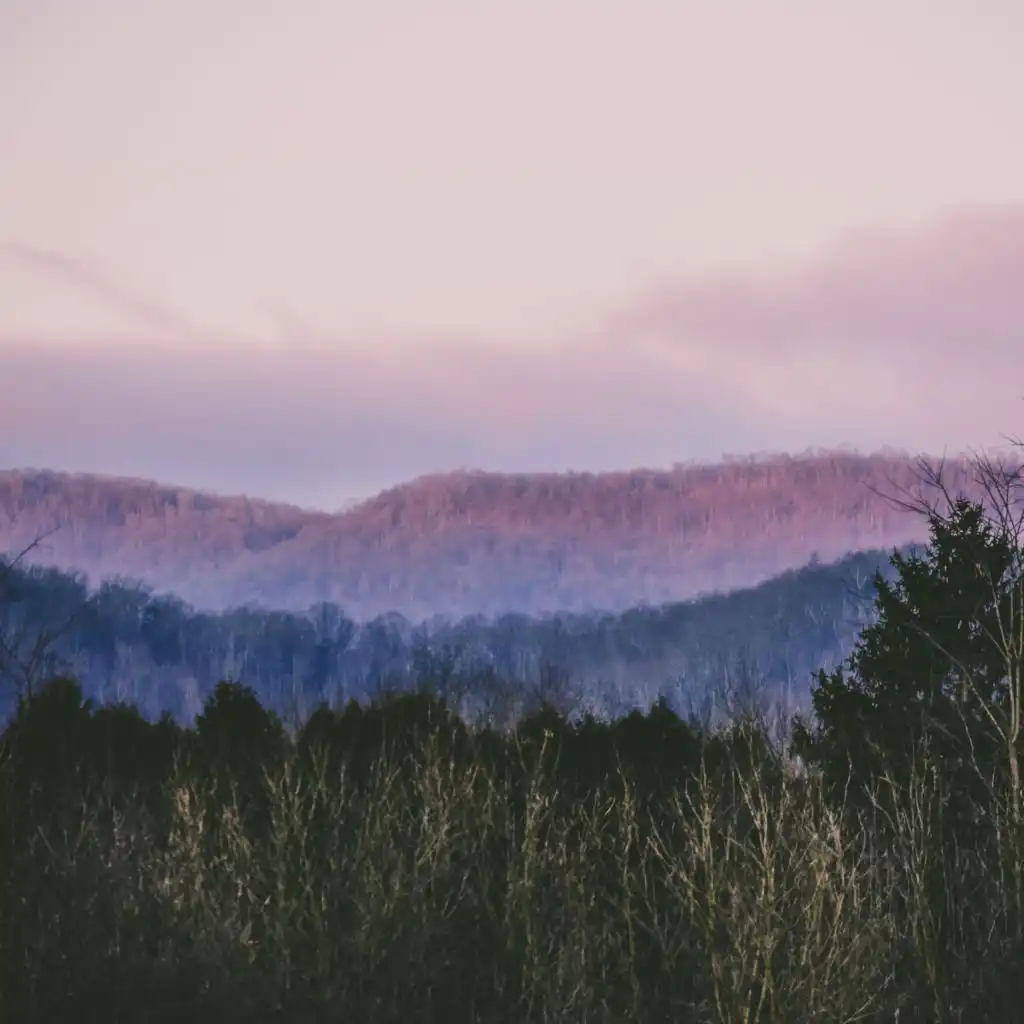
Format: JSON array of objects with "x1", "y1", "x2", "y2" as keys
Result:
[
  {"x1": 0, "y1": 547, "x2": 899, "y2": 724},
  {"x1": 0, "y1": 451, "x2": 1000, "y2": 619}
]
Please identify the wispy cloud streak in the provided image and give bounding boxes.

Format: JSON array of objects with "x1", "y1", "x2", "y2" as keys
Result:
[{"x1": 2, "y1": 242, "x2": 206, "y2": 339}]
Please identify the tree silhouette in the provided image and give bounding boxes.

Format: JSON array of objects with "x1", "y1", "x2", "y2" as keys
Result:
[
  {"x1": 2, "y1": 676, "x2": 94, "y2": 817},
  {"x1": 795, "y1": 488, "x2": 1024, "y2": 811},
  {"x1": 195, "y1": 680, "x2": 286, "y2": 771}
]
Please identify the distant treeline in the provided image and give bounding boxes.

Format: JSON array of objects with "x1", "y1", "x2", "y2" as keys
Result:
[
  {"x1": 0, "y1": 546, "x2": 906, "y2": 725},
  {"x1": 0, "y1": 452, "x2": 980, "y2": 616}
]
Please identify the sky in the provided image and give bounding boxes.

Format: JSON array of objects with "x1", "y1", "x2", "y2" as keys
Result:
[{"x1": 2, "y1": 0, "x2": 1024, "y2": 509}]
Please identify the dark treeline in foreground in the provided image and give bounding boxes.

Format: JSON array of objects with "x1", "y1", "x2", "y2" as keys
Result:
[
  {"x1": 0, "y1": 544, "x2": 902, "y2": 728},
  {"x1": 4, "y1": 465, "x2": 1024, "y2": 1021}
]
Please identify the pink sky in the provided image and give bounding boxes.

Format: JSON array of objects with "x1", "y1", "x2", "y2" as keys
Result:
[{"x1": 2, "y1": 1, "x2": 1024, "y2": 506}]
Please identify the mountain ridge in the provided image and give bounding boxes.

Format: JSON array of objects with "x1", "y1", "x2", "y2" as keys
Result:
[
  {"x1": 0, "y1": 543, "x2": 902, "y2": 724},
  {"x1": 0, "y1": 450, "x2": 1010, "y2": 619}
]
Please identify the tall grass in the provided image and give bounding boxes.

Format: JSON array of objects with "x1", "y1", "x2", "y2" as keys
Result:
[{"x1": 3, "y1": 701, "x2": 1024, "y2": 1022}]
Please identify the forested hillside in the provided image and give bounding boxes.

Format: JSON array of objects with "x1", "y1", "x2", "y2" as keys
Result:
[
  {"x1": 0, "y1": 450, "x2": 989, "y2": 618},
  {"x1": 0, "y1": 546, "x2": 901, "y2": 725},
  {"x1": 6, "y1": 489, "x2": 1024, "y2": 1021}
]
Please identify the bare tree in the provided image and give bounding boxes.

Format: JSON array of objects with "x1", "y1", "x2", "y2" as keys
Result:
[
  {"x1": 870, "y1": 437, "x2": 1024, "y2": 920},
  {"x1": 0, "y1": 527, "x2": 87, "y2": 707},
  {"x1": 527, "y1": 659, "x2": 582, "y2": 720}
]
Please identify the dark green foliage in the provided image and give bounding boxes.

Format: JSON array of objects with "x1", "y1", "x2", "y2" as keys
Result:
[
  {"x1": 2, "y1": 649, "x2": 1022, "y2": 1020},
  {"x1": 3, "y1": 675, "x2": 743, "y2": 1022},
  {"x1": 795, "y1": 497, "x2": 1024, "y2": 802},
  {"x1": 195, "y1": 680, "x2": 287, "y2": 767}
]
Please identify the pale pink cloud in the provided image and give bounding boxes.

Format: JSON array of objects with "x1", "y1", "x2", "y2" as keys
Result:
[
  {"x1": 1, "y1": 209, "x2": 1023, "y2": 507},
  {"x1": 611, "y1": 208, "x2": 1024, "y2": 358}
]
